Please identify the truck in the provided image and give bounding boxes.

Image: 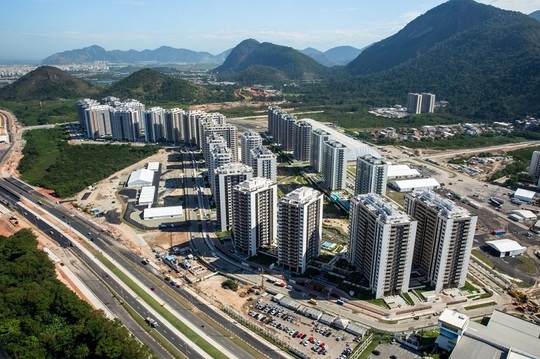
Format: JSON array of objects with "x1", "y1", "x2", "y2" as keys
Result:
[
  {"x1": 490, "y1": 197, "x2": 505, "y2": 206},
  {"x1": 145, "y1": 317, "x2": 159, "y2": 328},
  {"x1": 491, "y1": 228, "x2": 506, "y2": 235}
]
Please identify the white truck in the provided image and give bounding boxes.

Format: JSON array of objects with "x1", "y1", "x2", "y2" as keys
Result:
[{"x1": 145, "y1": 317, "x2": 159, "y2": 328}]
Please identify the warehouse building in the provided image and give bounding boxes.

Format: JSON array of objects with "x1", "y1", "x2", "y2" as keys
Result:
[
  {"x1": 137, "y1": 186, "x2": 156, "y2": 206},
  {"x1": 127, "y1": 168, "x2": 154, "y2": 187},
  {"x1": 389, "y1": 178, "x2": 440, "y2": 192},
  {"x1": 143, "y1": 206, "x2": 183, "y2": 220},
  {"x1": 513, "y1": 188, "x2": 535, "y2": 203},
  {"x1": 387, "y1": 164, "x2": 421, "y2": 179},
  {"x1": 485, "y1": 239, "x2": 525, "y2": 257}
]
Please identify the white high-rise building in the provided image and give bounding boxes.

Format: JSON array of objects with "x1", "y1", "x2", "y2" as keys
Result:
[
  {"x1": 355, "y1": 154, "x2": 388, "y2": 195},
  {"x1": 232, "y1": 177, "x2": 278, "y2": 257},
  {"x1": 278, "y1": 187, "x2": 323, "y2": 274},
  {"x1": 322, "y1": 140, "x2": 348, "y2": 190},
  {"x1": 143, "y1": 107, "x2": 165, "y2": 143},
  {"x1": 404, "y1": 190, "x2": 477, "y2": 291},
  {"x1": 110, "y1": 107, "x2": 141, "y2": 142},
  {"x1": 202, "y1": 123, "x2": 238, "y2": 164},
  {"x1": 407, "y1": 93, "x2": 422, "y2": 114},
  {"x1": 293, "y1": 120, "x2": 312, "y2": 161},
  {"x1": 240, "y1": 130, "x2": 262, "y2": 166},
  {"x1": 529, "y1": 151, "x2": 540, "y2": 178},
  {"x1": 214, "y1": 163, "x2": 252, "y2": 231},
  {"x1": 164, "y1": 108, "x2": 184, "y2": 144},
  {"x1": 348, "y1": 193, "x2": 417, "y2": 298},
  {"x1": 84, "y1": 105, "x2": 112, "y2": 139},
  {"x1": 77, "y1": 99, "x2": 99, "y2": 128},
  {"x1": 250, "y1": 146, "x2": 277, "y2": 182},
  {"x1": 421, "y1": 93, "x2": 436, "y2": 114},
  {"x1": 311, "y1": 128, "x2": 331, "y2": 172},
  {"x1": 209, "y1": 143, "x2": 232, "y2": 197}
]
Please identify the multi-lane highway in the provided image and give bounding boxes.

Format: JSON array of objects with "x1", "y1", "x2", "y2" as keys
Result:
[{"x1": 0, "y1": 176, "x2": 286, "y2": 359}]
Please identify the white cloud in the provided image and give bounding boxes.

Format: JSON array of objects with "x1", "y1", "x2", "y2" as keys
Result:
[{"x1": 478, "y1": 0, "x2": 539, "y2": 13}]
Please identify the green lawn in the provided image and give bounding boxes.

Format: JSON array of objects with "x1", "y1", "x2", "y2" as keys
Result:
[
  {"x1": 515, "y1": 256, "x2": 538, "y2": 275},
  {"x1": 471, "y1": 249, "x2": 494, "y2": 268}
]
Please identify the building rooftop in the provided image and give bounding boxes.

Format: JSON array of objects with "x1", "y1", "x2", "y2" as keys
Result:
[
  {"x1": 390, "y1": 178, "x2": 440, "y2": 191},
  {"x1": 408, "y1": 189, "x2": 472, "y2": 219},
  {"x1": 515, "y1": 188, "x2": 536, "y2": 200},
  {"x1": 451, "y1": 310, "x2": 540, "y2": 358},
  {"x1": 301, "y1": 118, "x2": 380, "y2": 161},
  {"x1": 485, "y1": 239, "x2": 526, "y2": 253},
  {"x1": 439, "y1": 308, "x2": 469, "y2": 329},
  {"x1": 387, "y1": 164, "x2": 421, "y2": 178},
  {"x1": 235, "y1": 177, "x2": 275, "y2": 192},
  {"x1": 281, "y1": 186, "x2": 321, "y2": 205},
  {"x1": 356, "y1": 193, "x2": 412, "y2": 224}
]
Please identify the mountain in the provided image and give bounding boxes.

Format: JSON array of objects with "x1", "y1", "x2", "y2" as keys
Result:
[
  {"x1": 347, "y1": 0, "x2": 501, "y2": 75},
  {"x1": 299, "y1": 47, "x2": 341, "y2": 67},
  {"x1": 42, "y1": 45, "x2": 229, "y2": 65},
  {"x1": 213, "y1": 39, "x2": 327, "y2": 83},
  {"x1": 329, "y1": 0, "x2": 540, "y2": 119},
  {"x1": 324, "y1": 46, "x2": 364, "y2": 65},
  {"x1": 0, "y1": 66, "x2": 98, "y2": 100},
  {"x1": 530, "y1": 10, "x2": 540, "y2": 21},
  {"x1": 97, "y1": 68, "x2": 204, "y2": 103}
]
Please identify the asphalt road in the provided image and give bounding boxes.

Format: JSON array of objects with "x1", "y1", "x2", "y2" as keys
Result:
[{"x1": 0, "y1": 177, "x2": 279, "y2": 359}]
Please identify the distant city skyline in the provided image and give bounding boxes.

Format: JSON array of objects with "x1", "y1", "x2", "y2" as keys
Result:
[{"x1": 0, "y1": 0, "x2": 538, "y2": 62}]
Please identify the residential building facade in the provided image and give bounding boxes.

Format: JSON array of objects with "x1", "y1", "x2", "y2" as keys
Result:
[
  {"x1": 348, "y1": 193, "x2": 417, "y2": 298},
  {"x1": 278, "y1": 187, "x2": 323, "y2": 274},
  {"x1": 232, "y1": 177, "x2": 278, "y2": 257},
  {"x1": 404, "y1": 190, "x2": 477, "y2": 291}
]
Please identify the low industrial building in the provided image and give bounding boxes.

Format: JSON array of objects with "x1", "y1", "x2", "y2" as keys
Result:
[
  {"x1": 485, "y1": 239, "x2": 526, "y2": 257},
  {"x1": 513, "y1": 188, "x2": 535, "y2": 203},
  {"x1": 143, "y1": 206, "x2": 183, "y2": 220},
  {"x1": 345, "y1": 323, "x2": 367, "y2": 338},
  {"x1": 319, "y1": 313, "x2": 337, "y2": 326},
  {"x1": 509, "y1": 209, "x2": 537, "y2": 222},
  {"x1": 387, "y1": 164, "x2": 421, "y2": 179},
  {"x1": 389, "y1": 178, "x2": 440, "y2": 192},
  {"x1": 333, "y1": 317, "x2": 349, "y2": 330},
  {"x1": 127, "y1": 168, "x2": 154, "y2": 187},
  {"x1": 298, "y1": 305, "x2": 323, "y2": 320},
  {"x1": 449, "y1": 310, "x2": 540, "y2": 358},
  {"x1": 147, "y1": 161, "x2": 160, "y2": 172},
  {"x1": 138, "y1": 186, "x2": 156, "y2": 206}
]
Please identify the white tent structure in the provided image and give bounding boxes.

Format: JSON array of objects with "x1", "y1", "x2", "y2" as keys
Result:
[
  {"x1": 127, "y1": 169, "x2": 154, "y2": 187},
  {"x1": 485, "y1": 239, "x2": 525, "y2": 257}
]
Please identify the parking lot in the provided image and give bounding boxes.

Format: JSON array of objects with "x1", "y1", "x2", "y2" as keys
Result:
[
  {"x1": 369, "y1": 342, "x2": 423, "y2": 359},
  {"x1": 248, "y1": 299, "x2": 359, "y2": 358}
]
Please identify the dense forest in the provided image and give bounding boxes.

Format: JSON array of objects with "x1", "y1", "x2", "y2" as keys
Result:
[
  {"x1": 18, "y1": 128, "x2": 158, "y2": 198},
  {"x1": 0, "y1": 229, "x2": 155, "y2": 358}
]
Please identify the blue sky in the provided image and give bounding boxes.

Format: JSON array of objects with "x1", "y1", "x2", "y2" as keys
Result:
[{"x1": 0, "y1": 0, "x2": 537, "y2": 61}]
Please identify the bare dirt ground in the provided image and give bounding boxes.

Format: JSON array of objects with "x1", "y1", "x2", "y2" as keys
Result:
[{"x1": 194, "y1": 274, "x2": 255, "y2": 312}]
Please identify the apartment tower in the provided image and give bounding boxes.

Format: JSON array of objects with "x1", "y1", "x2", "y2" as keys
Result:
[
  {"x1": 311, "y1": 128, "x2": 331, "y2": 172},
  {"x1": 214, "y1": 163, "x2": 252, "y2": 231},
  {"x1": 293, "y1": 120, "x2": 312, "y2": 161},
  {"x1": 355, "y1": 154, "x2": 389, "y2": 195},
  {"x1": 404, "y1": 190, "x2": 477, "y2": 291},
  {"x1": 348, "y1": 193, "x2": 417, "y2": 298},
  {"x1": 407, "y1": 93, "x2": 422, "y2": 114},
  {"x1": 322, "y1": 140, "x2": 348, "y2": 190},
  {"x1": 232, "y1": 177, "x2": 278, "y2": 257},
  {"x1": 278, "y1": 187, "x2": 323, "y2": 274},
  {"x1": 250, "y1": 146, "x2": 277, "y2": 182},
  {"x1": 240, "y1": 130, "x2": 262, "y2": 166}
]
